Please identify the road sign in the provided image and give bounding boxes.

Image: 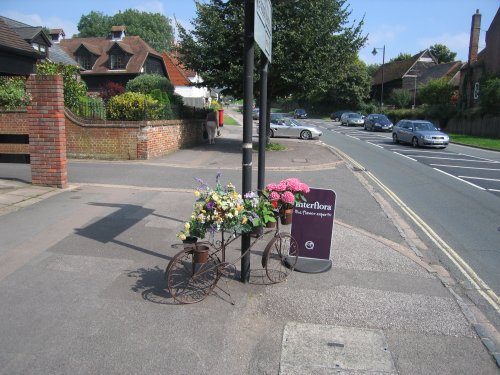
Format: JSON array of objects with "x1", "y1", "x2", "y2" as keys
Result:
[
  {"x1": 254, "y1": 0, "x2": 272, "y2": 62},
  {"x1": 290, "y1": 188, "x2": 336, "y2": 272}
]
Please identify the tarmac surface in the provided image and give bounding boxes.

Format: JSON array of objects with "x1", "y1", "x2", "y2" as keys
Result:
[{"x1": 0, "y1": 108, "x2": 499, "y2": 374}]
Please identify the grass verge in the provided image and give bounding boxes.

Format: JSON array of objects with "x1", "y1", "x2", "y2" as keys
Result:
[
  {"x1": 223, "y1": 115, "x2": 239, "y2": 125},
  {"x1": 449, "y1": 133, "x2": 500, "y2": 151},
  {"x1": 253, "y1": 142, "x2": 286, "y2": 151}
]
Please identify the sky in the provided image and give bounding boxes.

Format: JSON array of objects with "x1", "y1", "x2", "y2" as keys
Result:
[{"x1": 0, "y1": 0, "x2": 498, "y2": 65}]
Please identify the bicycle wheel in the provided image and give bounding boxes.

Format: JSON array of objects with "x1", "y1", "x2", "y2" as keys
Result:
[
  {"x1": 166, "y1": 248, "x2": 221, "y2": 304},
  {"x1": 262, "y1": 233, "x2": 299, "y2": 283}
]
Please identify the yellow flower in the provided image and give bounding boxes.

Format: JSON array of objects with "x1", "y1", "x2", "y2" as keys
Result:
[
  {"x1": 179, "y1": 233, "x2": 186, "y2": 241},
  {"x1": 194, "y1": 190, "x2": 201, "y2": 197},
  {"x1": 242, "y1": 217, "x2": 248, "y2": 224},
  {"x1": 184, "y1": 222, "x2": 190, "y2": 230}
]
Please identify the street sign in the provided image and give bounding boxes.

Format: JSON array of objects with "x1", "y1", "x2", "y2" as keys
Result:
[
  {"x1": 254, "y1": 0, "x2": 272, "y2": 62},
  {"x1": 290, "y1": 188, "x2": 336, "y2": 272}
]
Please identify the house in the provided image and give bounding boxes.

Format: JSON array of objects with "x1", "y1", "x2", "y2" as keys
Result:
[
  {"x1": 162, "y1": 51, "x2": 210, "y2": 108},
  {"x1": 372, "y1": 49, "x2": 440, "y2": 104},
  {"x1": 459, "y1": 8, "x2": 500, "y2": 108},
  {"x1": 0, "y1": 16, "x2": 79, "y2": 71},
  {"x1": 59, "y1": 27, "x2": 168, "y2": 93},
  {"x1": 0, "y1": 17, "x2": 41, "y2": 75}
]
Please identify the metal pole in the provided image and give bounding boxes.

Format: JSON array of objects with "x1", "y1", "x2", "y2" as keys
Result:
[
  {"x1": 241, "y1": 0, "x2": 254, "y2": 283},
  {"x1": 381, "y1": 45, "x2": 385, "y2": 108},
  {"x1": 413, "y1": 76, "x2": 417, "y2": 108},
  {"x1": 258, "y1": 52, "x2": 269, "y2": 192}
]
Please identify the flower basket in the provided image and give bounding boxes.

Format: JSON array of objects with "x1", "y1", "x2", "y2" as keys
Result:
[
  {"x1": 265, "y1": 178, "x2": 310, "y2": 225},
  {"x1": 280, "y1": 208, "x2": 294, "y2": 225},
  {"x1": 182, "y1": 236, "x2": 198, "y2": 250},
  {"x1": 193, "y1": 244, "x2": 210, "y2": 263}
]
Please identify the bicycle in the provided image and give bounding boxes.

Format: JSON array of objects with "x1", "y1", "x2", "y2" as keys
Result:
[{"x1": 165, "y1": 217, "x2": 299, "y2": 304}]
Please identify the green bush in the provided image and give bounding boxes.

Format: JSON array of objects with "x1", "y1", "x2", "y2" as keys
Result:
[
  {"x1": 75, "y1": 96, "x2": 106, "y2": 120},
  {"x1": 389, "y1": 89, "x2": 412, "y2": 109},
  {"x1": 150, "y1": 89, "x2": 175, "y2": 119},
  {"x1": 418, "y1": 78, "x2": 454, "y2": 105},
  {"x1": 126, "y1": 74, "x2": 174, "y2": 96},
  {"x1": 0, "y1": 76, "x2": 30, "y2": 110},
  {"x1": 107, "y1": 92, "x2": 163, "y2": 120},
  {"x1": 480, "y1": 76, "x2": 500, "y2": 115},
  {"x1": 36, "y1": 60, "x2": 87, "y2": 110}
]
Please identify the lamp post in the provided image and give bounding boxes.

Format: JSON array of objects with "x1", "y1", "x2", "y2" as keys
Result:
[{"x1": 372, "y1": 45, "x2": 385, "y2": 108}]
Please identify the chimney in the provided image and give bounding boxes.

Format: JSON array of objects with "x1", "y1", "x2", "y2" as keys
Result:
[{"x1": 468, "y1": 9, "x2": 481, "y2": 64}]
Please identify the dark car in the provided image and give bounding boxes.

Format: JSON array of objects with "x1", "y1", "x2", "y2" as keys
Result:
[
  {"x1": 364, "y1": 114, "x2": 393, "y2": 132},
  {"x1": 293, "y1": 108, "x2": 308, "y2": 119},
  {"x1": 392, "y1": 119, "x2": 450, "y2": 148},
  {"x1": 340, "y1": 112, "x2": 364, "y2": 127},
  {"x1": 330, "y1": 110, "x2": 352, "y2": 122}
]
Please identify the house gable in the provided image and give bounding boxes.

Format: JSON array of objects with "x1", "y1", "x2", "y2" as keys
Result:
[{"x1": 107, "y1": 43, "x2": 131, "y2": 70}]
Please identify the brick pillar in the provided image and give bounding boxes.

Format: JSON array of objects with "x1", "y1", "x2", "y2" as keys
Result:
[{"x1": 26, "y1": 75, "x2": 68, "y2": 188}]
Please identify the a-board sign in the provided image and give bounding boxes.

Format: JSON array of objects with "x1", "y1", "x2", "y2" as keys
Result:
[
  {"x1": 290, "y1": 188, "x2": 336, "y2": 273},
  {"x1": 254, "y1": 0, "x2": 272, "y2": 62}
]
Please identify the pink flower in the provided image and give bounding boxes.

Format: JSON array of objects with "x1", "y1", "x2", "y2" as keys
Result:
[
  {"x1": 274, "y1": 182, "x2": 287, "y2": 192},
  {"x1": 265, "y1": 183, "x2": 277, "y2": 191},
  {"x1": 283, "y1": 178, "x2": 301, "y2": 192},
  {"x1": 269, "y1": 191, "x2": 280, "y2": 200},
  {"x1": 298, "y1": 183, "x2": 310, "y2": 193},
  {"x1": 281, "y1": 191, "x2": 295, "y2": 204}
]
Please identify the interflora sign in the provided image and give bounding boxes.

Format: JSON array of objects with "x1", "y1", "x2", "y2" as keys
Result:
[
  {"x1": 254, "y1": 0, "x2": 272, "y2": 62},
  {"x1": 290, "y1": 188, "x2": 336, "y2": 272}
]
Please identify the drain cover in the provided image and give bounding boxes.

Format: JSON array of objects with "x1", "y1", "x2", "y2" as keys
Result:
[{"x1": 292, "y1": 158, "x2": 308, "y2": 163}]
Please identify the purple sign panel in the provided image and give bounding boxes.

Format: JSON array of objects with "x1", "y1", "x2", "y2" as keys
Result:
[{"x1": 291, "y1": 188, "x2": 336, "y2": 260}]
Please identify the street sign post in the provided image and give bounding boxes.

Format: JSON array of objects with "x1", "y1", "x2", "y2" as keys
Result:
[{"x1": 290, "y1": 188, "x2": 336, "y2": 273}]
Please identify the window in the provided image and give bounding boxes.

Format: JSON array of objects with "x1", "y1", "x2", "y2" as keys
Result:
[
  {"x1": 110, "y1": 54, "x2": 126, "y2": 69},
  {"x1": 77, "y1": 55, "x2": 92, "y2": 70}
]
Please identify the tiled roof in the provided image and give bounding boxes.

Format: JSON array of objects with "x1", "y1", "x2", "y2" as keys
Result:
[
  {"x1": 59, "y1": 35, "x2": 163, "y2": 75},
  {"x1": 0, "y1": 15, "x2": 32, "y2": 28},
  {"x1": 48, "y1": 44, "x2": 79, "y2": 66},
  {"x1": 0, "y1": 17, "x2": 40, "y2": 57},
  {"x1": 373, "y1": 50, "x2": 436, "y2": 85},
  {"x1": 49, "y1": 29, "x2": 65, "y2": 36},
  {"x1": 162, "y1": 52, "x2": 190, "y2": 85},
  {"x1": 418, "y1": 62, "x2": 462, "y2": 85},
  {"x1": 111, "y1": 26, "x2": 126, "y2": 32}
]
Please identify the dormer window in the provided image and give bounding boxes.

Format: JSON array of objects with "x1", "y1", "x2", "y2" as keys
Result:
[
  {"x1": 110, "y1": 54, "x2": 126, "y2": 69},
  {"x1": 77, "y1": 55, "x2": 92, "y2": 70},
  {"x1": 110, "y1": 26, "x2": 126, "y2": 41}
]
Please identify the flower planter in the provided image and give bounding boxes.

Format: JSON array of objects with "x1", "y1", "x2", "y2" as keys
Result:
[
  {"x1": 193, "y1": 245, "x2": 210, "y2": 263},
  {"x1": 265, "y1": 221, "x2": 276, "y2": 228},
  {"x1": 182, "y1": 236, "x2": 198, "y2": 251},
  {"x1": 280, "y1": 209, "x2": 293, "y2": 225}
]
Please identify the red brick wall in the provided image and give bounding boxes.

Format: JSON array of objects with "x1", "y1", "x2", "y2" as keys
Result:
[
  {"x1": 0, "y1": 111, "x2": 30, "y2": 154},
  {"x1": 26, "y1": 75, "x2": 67, "y2": 188},
  {"x1": 65, "y1": 109, "x2": 203, "y2": 160}
]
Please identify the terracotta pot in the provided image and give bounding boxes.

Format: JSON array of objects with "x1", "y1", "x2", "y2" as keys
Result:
[
  {"x1": 265, "y1": 221, "x2": 276, "y2": 228},
  {"x1": 280, "y1": 209, "x2": 293, "y2": 225},
  {"x1": 193, "y1": 245, "x2": 210, "y2": 263}
]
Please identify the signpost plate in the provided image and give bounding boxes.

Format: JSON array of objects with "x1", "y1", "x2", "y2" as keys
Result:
[{"x1": 254, "y1": 0, "x2": 272, "y2": 62}]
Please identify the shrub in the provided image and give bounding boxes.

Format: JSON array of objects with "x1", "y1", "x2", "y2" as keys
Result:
[
  {"x1": 418, "y1": 78, "x2": 454, "y2": 105},
  {"x1": 150, "y1": 89, "x2": 174, "y2": 119},
  {"x1": 107, "y1": 92, "x2": 163, "y2": 121},
  {"x1": 75, "y1": 96, "x2": 106, "y2": 120},
  {"x1": 99, "y1": 81, "x2": 125, "y2": 101},
  {"x1": 0, "y1": 76, "x2": 30, "y2": 110},
  {"x1": 36, "y1": 60, "x2": 87, "y2": 110},
  {"x1": 480, "y1": 76, "x2": 500, "y2": 115},
  {"x1": 126, "y1": 74, "x2": 174, "y2": 96},
  {"x1": 389, "y1": 89, "x2": 412, "y2": 109}
]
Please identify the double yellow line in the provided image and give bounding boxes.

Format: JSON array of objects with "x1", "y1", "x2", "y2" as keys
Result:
[{"x1": 337, "y1": 148, "x2": 500, "y2": 313}]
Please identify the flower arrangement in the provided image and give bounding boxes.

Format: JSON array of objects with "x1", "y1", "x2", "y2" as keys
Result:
[
  {"x1": 177, "y1": 174, "x2": 252, "y2": 240},
  {"x1": 265, "y1": 178, "x2": 310, "y2": 210},
  {"x1": 243, "y1": 191, "x2": 277, "y2": 228}
]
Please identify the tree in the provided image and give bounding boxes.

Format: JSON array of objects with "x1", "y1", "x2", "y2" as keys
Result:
[
  {"x1": 366, "y1": 63, "x2": 380, "y2": 77},
  {"x1": 389, "y1": 89, "x2": 412, "y2": 108},
  {"x1": 418, "y1": 78, "x2": 453, "y2": 105},
  {"x1": 389, "y1": 53, "x2": 412, "y2": 63},
  {"x1": 77, "y1": 9, "x2": 174, "y2": 52},
  {"x1": 480, "y1": 76, "x2": 500, "y2": 114},
  {"x1": 177, "y1": 0, "x2": 367, "y2": 101},
  {"x1": 429, "y1": 44, "x2": 457, "y2": 63}
]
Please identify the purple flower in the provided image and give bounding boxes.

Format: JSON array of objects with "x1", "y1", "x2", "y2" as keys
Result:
[{"x1": 206, "y1": 201, "x2": 215, "y2": 210}]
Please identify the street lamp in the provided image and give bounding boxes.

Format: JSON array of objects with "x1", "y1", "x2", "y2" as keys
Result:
[{"x1": 372, "y1": 45, "x2": 385, "y2": 108}]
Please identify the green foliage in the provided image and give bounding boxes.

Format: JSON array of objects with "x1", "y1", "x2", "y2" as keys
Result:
[
  {"x1": 429, "y1": 44, "x2": 457, "y2": 63},
  {"x1": 366, "y1": 63, "x2": 380, "y2": 77},
  {"x1": 177, "y1": 0, "x2": 367, "y2": 101},
  {"x1": 36, "y1": 60, "x2": 87, "y2": 109},
  {"x1": 479, "y1": 76, "x2": 500, "y2": 115},
  {"x1": 389, "y1": 53, "x2": 412, "y2": 62},
  {"x1": 0, "y1": 76, "x2": 30, "y2": 110},
  {"x1": 107, "y1": 92, "x2": 162, "y2": 120},
  {"x1": 385, "y1": 105, "x2": 457, "y2": 128},
  {"x1": 418, "y1": 78, "x2": 454, "y2": 105},
  {"x1": 77, "y1": 9, "x2": 173, "y2": 52},
  {"x1": 75, "y1": 96, "x2": 106, "y2": 120},
  {"x1": 389, "y1": 89, "x2": 412, "y2": 108},
  {"x1": 126, "y1": 74, "x2": 174, "y2": 96},
  {"x1": 150, "y1": 89, "x2": 174, "y2": 119}
]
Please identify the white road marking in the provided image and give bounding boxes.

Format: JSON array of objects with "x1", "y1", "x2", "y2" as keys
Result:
[
  {"x1": 429, "y1": 164, "x2": 500, "y2": 171},
  {"x1": 393, "y1": 152, "x2": 417, "y2": 161},
  {"x1": 433, "y1": 168, "x2": 486, "y2": 190},
  {"x1": 367, "y1": 142, "x2": 384, "y2": 149},
  {"x1": 459, "y1": 176, "x2": 500, "y2": 182},
  {"x1": 406, "y1": 156, "x2": 499, "y2": 163}
]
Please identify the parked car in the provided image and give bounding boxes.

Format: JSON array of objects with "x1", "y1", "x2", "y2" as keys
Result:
[
  {"x1": 364, "y1": 114, "x2": 393, "y2": 132},
  {"x1": 268, "y1": 118, "x2": 322, "y2": 140},
  {"x1": 340, "y1": 112, "x2": 364, "y2": 126},
  {"x1": 330, "y1": 109, "x2": 352, "y2": 122},
  {"x1": 252, "y1": 108, "x2": 259, "y2": 120},
  {"x1": 270, "y1": 112, "x2": 288, "y2": 124},
  {"x1": 392, "y1": 120, "x2": 449, "y2": 148},
  {"x1": 293, "y1": 108, "x2": 308, "y2": 119}
]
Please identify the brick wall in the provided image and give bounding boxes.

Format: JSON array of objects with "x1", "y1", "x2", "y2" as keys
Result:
[
  {"x1": 65, "y1": 109, "x2": 204, "y2": 160},
  {"x1": 0, "y1": 110, "x2": 29, "y2": 154}
]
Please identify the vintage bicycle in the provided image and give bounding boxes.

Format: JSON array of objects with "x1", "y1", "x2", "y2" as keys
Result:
[{"x1": 165, "y1": 217, "x2": 299, "y2": 304}]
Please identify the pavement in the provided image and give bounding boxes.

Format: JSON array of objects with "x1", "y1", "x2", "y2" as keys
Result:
[{"x1": 0, "y1": 108, "x2": 499, "y2": 374}]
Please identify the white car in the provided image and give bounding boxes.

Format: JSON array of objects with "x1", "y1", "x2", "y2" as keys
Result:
[
  {"x1": 340, "y1": 112, "x2": 364, "y2": 126},
  {"x1": 268, "y1": 118, "x2": 322, "y2": 140}
]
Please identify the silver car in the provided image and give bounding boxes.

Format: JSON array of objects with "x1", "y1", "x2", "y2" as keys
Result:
[
  {"x1": 392, "y1": 120, "x2": 450, "y2": 148},
  {"x1": 340, "y1": 112, "x2": 364, "y2": 126},
  {"x1": 268, "y1": 118, "x2": 322, "y2": 140}
]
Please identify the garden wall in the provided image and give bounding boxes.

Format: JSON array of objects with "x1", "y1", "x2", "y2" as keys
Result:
[
  {"x1": 445, "y1": 115, "x2": 500, "y2": 138},
  {"x1": 0, "y1": 110, "x2": 29, "y2": 155},
  {"x1": 65, "y1": 109, "x2": 204, "y2": 160}
]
